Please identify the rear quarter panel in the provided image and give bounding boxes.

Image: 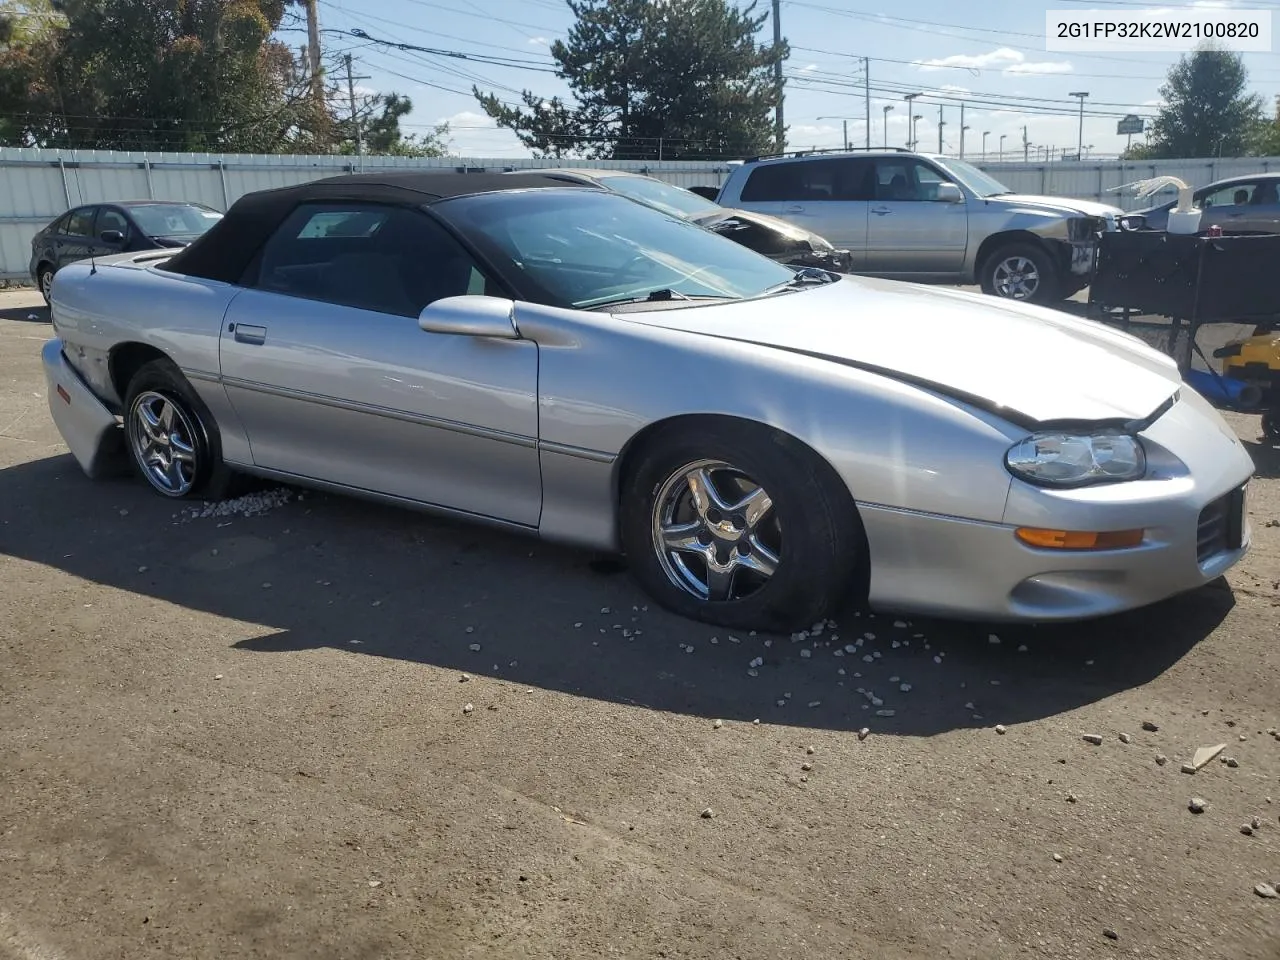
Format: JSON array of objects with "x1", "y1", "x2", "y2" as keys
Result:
[{"x1": 49, "y1": 258, "x2": 249, "y2": 459}]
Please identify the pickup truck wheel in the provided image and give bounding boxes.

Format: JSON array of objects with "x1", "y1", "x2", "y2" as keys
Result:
[
  {"x1": 620, "y1": 421, "x2": 865, "y2": 632},
  {"x1": 124, "y1": 358, "x2": 237, "y2": 500},
  {"x1": 37, "y1": 265, "x2": 54, "y2": 305},
  {"x1": 980, "y1": 242, "x2": 1060, "y2": 304}
]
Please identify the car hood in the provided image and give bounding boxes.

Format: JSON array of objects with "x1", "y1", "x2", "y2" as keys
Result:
[
  {"x1": 625, "y1": 277, "x2": 1180, "y2": 426},
  {"x1": 689, "y1": 207, "x2": 836, "y2": 250},
  {"x1": 986, "y1": 194, "x2": 1123, "y2": 219}
]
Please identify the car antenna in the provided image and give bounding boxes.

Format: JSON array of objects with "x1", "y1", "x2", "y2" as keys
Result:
[{"x1": 89, "y1": 246, "x2": 97, "y2": 276}]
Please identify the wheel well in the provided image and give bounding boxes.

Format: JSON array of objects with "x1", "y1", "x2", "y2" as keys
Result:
[
  {"x1": 612, "y1": 412, "x2": 870, "y2": 601},
  {"x1": 108, "y1": 342, "x2": 169, "y2": 404},
  {"x1": 974, "y1": 230, "x2": 1056, "y2": 278}
]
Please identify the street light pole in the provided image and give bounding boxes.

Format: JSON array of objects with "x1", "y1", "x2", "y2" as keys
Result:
[
  {"x1": 1069, "y1": 91, "x2": 1088, "y2": 160},
  {"x1": 903, "y1": 93, "x2": 921, "y2": 148},
  {"x1": 882, "y1": 105, "x2": 893, "y2": 148},
  {"x1": 982, "y1": 130, "x2": 989, "y2": 159},
  {"x1": 999, "y1": 133, "x2": 1006, "y2": 160}
]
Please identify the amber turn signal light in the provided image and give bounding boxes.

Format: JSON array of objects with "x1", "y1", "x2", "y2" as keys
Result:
[{"x1": 1015, "y1": 527, "x2": 1145, "y2": 550}]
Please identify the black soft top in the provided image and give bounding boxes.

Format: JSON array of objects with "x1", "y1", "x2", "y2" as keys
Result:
[{"x1": 160, "y1": 171, "x2": 596, "y2": 284}]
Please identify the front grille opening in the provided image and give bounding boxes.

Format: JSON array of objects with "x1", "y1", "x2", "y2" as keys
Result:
[{"x1": 1197, "y1": 485, "x2": 1246, "y2": 564}]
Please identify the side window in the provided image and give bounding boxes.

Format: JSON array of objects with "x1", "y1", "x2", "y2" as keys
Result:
[
  {"x1": 96, "y1": 208, "x2": 129, "y2": 236},
  {"x1": 874, "y1": 159, "x2": 953, "y2": 201},
  {"x1": 740, "y1": 158, "x2": 872, "y2": 202},
  {"x1": 252, "y1": 202, "x2": 499, "y2": 318},
  {"x1": 65, "y1": 208, "x2": 96, "y2": 237},
  {"x1": 1200, "y1": 184, "x2": 1253, "y2": 209}
]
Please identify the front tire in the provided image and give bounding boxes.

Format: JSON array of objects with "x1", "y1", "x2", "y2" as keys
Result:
[
  {"x1": 124, "y1": 358, "x2": 236, "y2": 499},
  {"x1": 980, "y1": 242, "x2": 1060, "y2": 304},
  {"x1": 620, "y1": 421, "x2": 864, "y2": 632}
]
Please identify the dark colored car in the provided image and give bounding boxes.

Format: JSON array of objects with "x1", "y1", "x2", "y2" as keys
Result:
[
  {"x1": 510, "y1": 168, "x2": 854, "y2": 272},
  {"x1": 29, "y1": 200, "x2": 224, "y2": 303},
  {"x1": 1120, "y1": 173, "x2": 1280, "y2": 234}
]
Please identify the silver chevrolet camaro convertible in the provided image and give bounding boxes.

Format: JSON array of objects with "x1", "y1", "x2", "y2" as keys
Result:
[{"x1": 41, "y1": 172, "x2": 1254, "y2": 632}]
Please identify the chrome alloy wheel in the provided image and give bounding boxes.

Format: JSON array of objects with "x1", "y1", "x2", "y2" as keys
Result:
[
  {"x1": 126, "y1": 391, "x2": 199, "y2": 496},
  {"x1": 39, "y1": 268, "x2": 54, "y2": 300},
  {"x1": 992, "y1": 255, "x2": 1040, "y2": 300},
  {"x1": 651, "y1": 459, "x2": 781, "y2": 602}
]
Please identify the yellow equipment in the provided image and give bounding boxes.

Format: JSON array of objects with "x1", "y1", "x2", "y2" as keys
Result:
[{"x1": 1215, "y1": 326, "x2": 1280, "y2": 441}]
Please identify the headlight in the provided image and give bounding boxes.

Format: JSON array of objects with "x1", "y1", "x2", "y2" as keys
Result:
[{"x1": 1005, "y1": 431, "x2": 1146, "y2": 487}]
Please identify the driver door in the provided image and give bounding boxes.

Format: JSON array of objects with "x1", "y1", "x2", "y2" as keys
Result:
[{"x1": 218, "y1": 201, "x2": 542, "y2": 526}]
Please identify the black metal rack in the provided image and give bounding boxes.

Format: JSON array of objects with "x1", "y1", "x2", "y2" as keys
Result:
[{"x1": 1088, "y1": 230, "x2": 1280, "y2": 378}]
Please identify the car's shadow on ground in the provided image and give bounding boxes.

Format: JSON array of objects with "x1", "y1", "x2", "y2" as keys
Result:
[
  {"x1": 0, "y1": 453, "x2": 1234, "y2": 736},
  {"x1": 0, "y1": 300, "x2": 49, "y2": 323}
]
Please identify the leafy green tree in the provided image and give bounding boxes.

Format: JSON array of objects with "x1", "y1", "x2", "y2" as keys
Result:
[
  {"x1": 474, "y1": 0, "x2": 786, "y2": 160},
  {"x1": 1251, "y1": 95, "x2": 1280, "y2": 156},
  {"x1": 334, "y1": 89, "x2": 450, "y2": 157},
  {"x1": 1144, "y1": 46, "x2": 1263, "y2": 158},
  {"x1": 0, "y1": 0, "x2": 436, "y2": 154}
]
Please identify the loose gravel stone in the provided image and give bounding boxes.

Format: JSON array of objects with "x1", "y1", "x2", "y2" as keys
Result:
[
  {"x1": 800, "y1": 649, "x2": 812, "y2": 659},
  {"x1": 806, "y1": 745, "x2": 816, "y2": 755},
  {"x1": 1119, "y1": 733, "x2": 1132, "y2": 744},
  {"x1": 988, "y1": 634, "x2": 1000, "y2": 645},
  {"x1": 1156, "y1": 754, "x2": 1169, "y2": 766},
  {"x1": 1252, "y1": 816, "x2": 1261, "y2": 830},
  {"x1": 1142, "y1": 721, "x2": 1160, "y2": 732},
  {"x1": 713, "y1": 719, "x2": 723, "y2": 729},
  {"x1": 1223, "y1": 757, "x2": 1240, "y2": 768},
  {"x1": 899, "y1": 683, "x2": 912, "y2": 693},
  {"x1": 459, "y1": 674, "x2": 471, "y2": 682},
  {"x1": 801, "y1": 762, "x2": 813, "y2": 771},
  {"x1": 700, "y1": 808, "x2": 714, "y2": 819},
  {"x1": 1082, "y1": 734, "x2": 1104, "y2": 745},
  {"x1": 1241, "y1": 824, "x2": 1254, "y2": 836},
  {"x1": 995, "y1": 724, "x2": 1007, "y2": 735},
  {"x1": 469, "y1": 643, "x2": 482, "y2": 652},
  {"x1": 1181, "y1": 763, "x2": 1197, "y2": 775},
  {"x1": 1255, "y1": 883, "x2": 1278, "y2": 899},
  {"x1": 857, "y1": 727, "x2": 870, "y2": 740},
  {"x1": 1103, "y1": 930, "x2": 1118, "y2": 941},
  {"x1": 1052, "y1": 853, "x2": 1063, "y2": 863},
  {"x1": 462, "y1": 703, "x2": 474, "y2": 714},
  {"x1": 1066, "y1": 793, "x2": 1078, "y2": 803},
  {"x1": 1189, "y1": 797, "x2": 1207, "y2": 813}
]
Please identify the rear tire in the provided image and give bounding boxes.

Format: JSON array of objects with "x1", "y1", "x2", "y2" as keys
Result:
[
  {"x1": 37, "y1": 264, "x2": 54, "y2": 305},
  {"x1": 980, "y1": 242, "x2": 1060, "y2": 305},
  {"x1": 1262, "y1": 411, "x2": 1279, "y2": 443},
  {"x1": 123, "y1": 358, "x2": 240, "y2": 500},
  {"x1": 619, "y1": 420, "x2": 865, "y2": 633}
]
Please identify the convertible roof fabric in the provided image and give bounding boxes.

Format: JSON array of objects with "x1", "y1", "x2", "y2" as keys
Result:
[{"x1": 160, "y1": 171, "x2": 595, "y2": 284}]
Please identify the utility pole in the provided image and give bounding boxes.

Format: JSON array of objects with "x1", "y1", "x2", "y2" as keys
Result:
[
  {"x1": 1069, "y1": 91, "x2": 1088, "y2": 161},
  {"x1": 999, "y1": 133, "x2": 1006, "y2": 160},
  {"x1": 863, "y1": 57, "x2": 871, "y2": 149},
  {"x1": 1022, "y1": 125, "x2": 1029, "y2": 162},
  {"x1": 304, "y1": 0, "x2": 323, "y2": 111},
  {"x1": 937, "y1": 103, "x2": 944, "y2": 154},
  {"x1": 982, "y1": 130, "x2": 989, "y2": 159},
  {"x1": 842, "y1": 120, "x2": 848, "y2": 150},
  {"x1": 344, "y1": 54, "x2": 371, "y2": 164},
  {"x1": 772, "y1": 0, "x2": 785, "y2": 152},
  {"x1": 959, "y1": 103, "x2": 967, "y2": 159},
  {"x1": 903, "y1": 93, "x2": 921, "y2": 149},
  {"x1": 883, "y1": 105, "x2": 893, "y2": 148}
]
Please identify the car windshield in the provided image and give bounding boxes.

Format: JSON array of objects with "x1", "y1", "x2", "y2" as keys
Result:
[
  {"x1": 123, "y1": 202, "x2": 223, "y2": 237},
  {"x1": 595, "y1": 175, "x2": 723, "y2": 219},
  {"x1": 931, "y1": 158, "x2": 1013, "y2": 198},
  {"x1": 437, "y1": 189, "x2": 799, "y2": 309}
]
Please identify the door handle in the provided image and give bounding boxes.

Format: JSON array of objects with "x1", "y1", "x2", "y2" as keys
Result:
[
  {"x1": 872, "y1": 207, "x2": 892, "y2": 215},
  {"x1": 232, "y1": 323, "x2": 267, "y2": 345}
]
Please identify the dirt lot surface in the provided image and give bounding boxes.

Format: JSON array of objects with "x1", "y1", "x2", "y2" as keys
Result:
[{"x1": 1, "y1": 288, "x2": 1278, "y2": 960}]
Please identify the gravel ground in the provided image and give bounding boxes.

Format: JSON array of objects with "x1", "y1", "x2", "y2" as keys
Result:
[{"x1": 1, "y1": 289, "x2": 1278, "y2": 960}]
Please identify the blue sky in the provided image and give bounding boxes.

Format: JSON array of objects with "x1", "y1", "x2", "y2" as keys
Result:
[{"x1": 307, "y1": 0, "x2": 1280, "y2": 160}]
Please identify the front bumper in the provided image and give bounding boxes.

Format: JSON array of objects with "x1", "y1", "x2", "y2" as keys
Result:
[
  {"x1": 41, "y1": 338, "x2": 130, "y2": 479},
  {"x1": 860, "y1": 388, "x2": 1255, "y2": 621}
]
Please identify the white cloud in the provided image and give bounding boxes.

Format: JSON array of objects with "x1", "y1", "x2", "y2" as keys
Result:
[
  {"x1": 915, "y1": 47, "x2": 1072, "y2": 76},
  {"x1": 434, "y1": 110, "x2": 527, "y2": 159},
  {"x1": 799, "y1": 63, "x2": 819, "y2": 74},
  {"x1": 940, "y1": 84, "x2": 970, "y2": 94},
  {"x1": 528, "y1": 36, "x2": 549, "y2": 45}
]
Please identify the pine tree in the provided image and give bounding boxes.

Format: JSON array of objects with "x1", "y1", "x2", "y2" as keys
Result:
[{"x1": 474, "y1": 0, "x2": 786, "y2": 160}]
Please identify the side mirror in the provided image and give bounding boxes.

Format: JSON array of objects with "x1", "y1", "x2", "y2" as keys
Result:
[
  {"x1": 418, "y1": 295, "x2": 519, "y2": 339},
  {"x1": 935, "y1": 182, "x2": 964, "y2": 203},
  {"x1": 100, "y1": 229, "x2": 124, "y2": 244}
]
